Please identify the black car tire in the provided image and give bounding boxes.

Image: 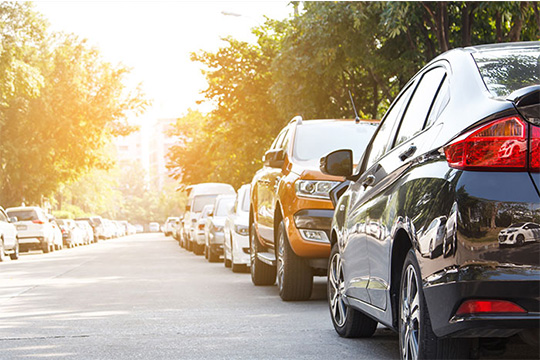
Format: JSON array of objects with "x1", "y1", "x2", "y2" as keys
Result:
[
  {"x1": 250, "y1": 223, "x2": 276, "y2": 285},
  {"x1": 193, "y1": 243, "x2": 204, "y2": 255},
  {"x1": 399, "y1": 250, "x2": 471, "y2": 360},
  {"x1": 277, "y1": 221, "x2": 313, "y2": 301},
  {"x1": 208, "y1": 245, "x2": 219, "y2": 262},
  {"x1": 224, "y1": 256, "x2": 232, "y2": 268},
  {"x1": 328, "y1": 241, "x2": 377, "y2": 338},
  {"x1": 0, "y1": 239, "x2": 5, "y2": 262},
  {"x1": 10, "y1": 241, "x2": 19, "y2": 260},
  {"x1": 42, "y1": 242, "x2": 50, "y2": 253},
  {"x1": 516, "y1": 234, "x2": 525, "y2": 246}
]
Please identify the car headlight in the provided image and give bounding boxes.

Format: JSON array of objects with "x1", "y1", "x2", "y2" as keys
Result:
[
  {"x1": 295, "y1": 180, "x2": 340, "y2": 200},
  {"x1": 234, "y1": 224, "x2": 249, "y2": 236}
]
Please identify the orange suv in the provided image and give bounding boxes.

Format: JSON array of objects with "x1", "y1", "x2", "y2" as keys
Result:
[{"x1": 249, "y1": 116, "x2": 377, "y2": 300}]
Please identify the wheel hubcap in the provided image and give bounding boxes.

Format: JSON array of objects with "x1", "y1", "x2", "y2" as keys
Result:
[
  {"x1": 277, "y1": 231, "x2": 285, "y2": 291},
  {"x1": 401, "y1": 264, "x2": 420, "y2": 360},
  {"x1": 328, "y1": 252, "x2": 347, "y2": 327}
]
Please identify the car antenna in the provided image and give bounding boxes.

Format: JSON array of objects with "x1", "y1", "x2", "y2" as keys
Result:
[{"x1": 348, "y1": 90, "x2": 360, "y2": 124}]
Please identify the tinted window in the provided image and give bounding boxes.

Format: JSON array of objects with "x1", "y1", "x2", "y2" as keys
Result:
[
  {"x1": 192, "y1": 195, "x2": 218, "y2": 212},
  {"x1": 7, "y1": 210, "x2": 38, "y2": 221},
  {"x1": 364, "y1": 85, "x2": 415, "y2": 170},
  {"x1": 473, "y1": 46, "x2": 540, "y2": 97},
  {"x1": 394, "y1": 67, "x2": 446, "y2": 147},
  {"x1": 426, "y1": 76, "x2": 450, "y2": 128},
  {"x1": 215, "y1": 198, "x2": 234, "y2": 216},
  {"x1": 293, "y1": 122, "x2": 377, "y2": 163}
]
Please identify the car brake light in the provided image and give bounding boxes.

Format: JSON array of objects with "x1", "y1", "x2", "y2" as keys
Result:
[
  {"x1": 456, "y1": 299, "x2": 526, "y2": 315},
  {"x1": 444, "y1": 116, "x2": 528, "y2": 171},
  {"x1": 32, "y1": 220, "x2": 44, "y2": 224},
  {"x1": 198, "y1": 224, "x2": 204, "y2": 230},
  {"x1": 530, "y1": 124, "x2": 540, "y2": 172}
]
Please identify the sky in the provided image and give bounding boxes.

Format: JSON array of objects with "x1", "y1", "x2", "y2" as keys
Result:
[{"x1": 34, "y1": 1, "x2": 293, "y2": 122}]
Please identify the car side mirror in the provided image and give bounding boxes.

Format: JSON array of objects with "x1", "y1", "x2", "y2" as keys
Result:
[
  {"x1": 320, "y1": 149, "x2": 353, "y2": 178},
  {"x1": 9, "y1": 217, "x2": 17, "y2": 223},
  {"x1": 265, "y1": 149, "x2": 285, "y2": 169}
]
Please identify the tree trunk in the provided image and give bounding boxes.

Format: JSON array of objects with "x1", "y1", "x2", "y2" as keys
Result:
[
  {"x1": 507, "y1": 2, "x2": 526, "y2": 42},
  {"x1": 439, "y1": 2, "x2": 450, "y2": 52},
  {"x1": 461, "y1": 2, "x2": 477, "y2": 47},
  {"x1": 372, "y1": 79, "x2": 378, "y2": 119},
  {"x1": 495, "y1": 10, "x2": 503, "y2": 42}
]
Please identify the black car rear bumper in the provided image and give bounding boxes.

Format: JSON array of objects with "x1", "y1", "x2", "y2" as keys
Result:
[{"x1": 423, "y1": 265, "x2": 540, "y2": 338}]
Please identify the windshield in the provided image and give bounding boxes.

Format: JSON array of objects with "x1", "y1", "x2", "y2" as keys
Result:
[
  {"x1": 7, "y1": 210, "x2": 38, "y2": 221},
  {"x1": 192, "y1": 195, "x2": 218, "y2": 212},
  {"x1": 473, "y1": 46, "x2": 540, "y2": 97},
  {"x1": 293, "y1": 122, "x2": 377, "y2": 163},
  {"x1": 216, "y1": 198, "x2": 235, "y2": 216}
]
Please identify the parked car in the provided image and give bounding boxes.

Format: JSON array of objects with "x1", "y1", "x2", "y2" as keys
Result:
[
  {"x1": 76, "y1": 216, "x2": 105, "y2": 241},
  {"x1": 48, "y1": 216, "x2": 64, "y2": 250},
  {"x1": 224, "y1": 184, "x2": 251, "y2": 272},
  {"x1": 134, "y1": 224, "x2": 144, "y2": 233},
  {"x1": 499, "y1": 222, "x2": 540, "y2": 247},
  {"x1": 320, "y1": 42, "x2": 540, "y2": 359},
  {"x1": 204, "y1": 195, "x2": 235, "y2": 262},
  {"x1": 149, "y1": 222, "x2": 160, "y2": 233},
  {"x1": 180, "y1": 183, "x2": 236, "y2": 250},
  {"x1": 192, "y1": 205, "x2": 213, "y2": 255},
  {"x1": 0, "y1": 206, "x2": 19, "y2": 261},
  {"x1": 76, "y1": 220, "x2": 95, "y2": 245},
  {"x1": 249, "y1": 116, "x2": 377, "y2": 300},
  {"x1": 6, "y1": 206, "x2": 57, "y2": 253},
  {"x1": 59, "y1": 219, "x2": 85, "y2": 247},
  {"x1": 163, "y1": 217, "x2": 179, "y2": 237}
]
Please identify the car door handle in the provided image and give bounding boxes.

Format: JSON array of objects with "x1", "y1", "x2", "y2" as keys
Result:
[{"x1": 398, "y1": 144, "x2": 417, "y2": 161}]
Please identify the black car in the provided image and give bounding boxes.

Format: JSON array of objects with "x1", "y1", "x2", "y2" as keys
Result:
[{"x1": 321, "y1": 42, "x2": 539, "y2": 359}]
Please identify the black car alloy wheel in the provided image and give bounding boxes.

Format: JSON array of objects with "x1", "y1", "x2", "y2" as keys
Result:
[
  {"x1": 400, "y1": 261, "x2": 421, "y2": 360},
  {"x1": 328, "y1": 246, "x2": 346, "y2": 326}
]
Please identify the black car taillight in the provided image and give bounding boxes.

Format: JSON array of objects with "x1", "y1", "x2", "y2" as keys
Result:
[
  {"x1": 530, "y1": 124, "x2": 540, "y2": 172},
  {"x1": 444, "y1": 116, "x2": 538, "y2": 171},
  {"x1": 456, "y1": 299, "x2": 526, "y2": 315}
]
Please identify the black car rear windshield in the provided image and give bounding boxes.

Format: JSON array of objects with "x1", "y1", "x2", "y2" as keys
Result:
[
  {"x1": 473, "y1": 46, "x2": 540, "y2": 97},
  {"x1": 7, "y1": 210, "x2": 38, "y2": 221},
  {"x1": 192, "y1": 195, "x2": 218, "y2": 212},
  {"x1": 293, "y1": 122, "x2": 377, "y2": 163}
]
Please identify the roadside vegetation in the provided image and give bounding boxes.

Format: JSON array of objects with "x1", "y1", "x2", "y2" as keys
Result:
[{"x1": 167, "y1": 1, "x2": 540, "y2": 188}]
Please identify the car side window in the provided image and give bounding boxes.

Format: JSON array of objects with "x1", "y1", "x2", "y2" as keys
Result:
[
  {"x1": 363, "y1": 84, "x2": 415, "y2": 171},
  {"x1": 394, "y1": 67, "x2": 447, "y2": 148},
  {"x1": 426, "y1": 75, "x2": 450, "y2": 128}
]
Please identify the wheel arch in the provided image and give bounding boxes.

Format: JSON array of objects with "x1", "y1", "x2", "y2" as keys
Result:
[{"x1": 389, "y1": 228, "x2": 413, "y2": 329}]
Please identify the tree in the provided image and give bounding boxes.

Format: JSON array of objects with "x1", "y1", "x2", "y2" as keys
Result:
[
  {"x1": 0, "y1": 3, "x2": 148, "y2": 207},
  {"x1": 168, "y1": 25, "x2": 286, "y2": 188}
]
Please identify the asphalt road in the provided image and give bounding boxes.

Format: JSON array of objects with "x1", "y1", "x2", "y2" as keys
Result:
[{"x1": 0, "y1": 233, "x2": 537, "y2": 359}]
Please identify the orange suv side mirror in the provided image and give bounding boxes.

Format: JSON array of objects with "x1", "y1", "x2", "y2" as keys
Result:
[{"x1": 264, "y1": 149, "x2": 285, "y2": 169}]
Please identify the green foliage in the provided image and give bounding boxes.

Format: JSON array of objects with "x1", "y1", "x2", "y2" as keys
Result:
[
  {"x1": 167, "y1": 1, "x2": 539, "y2": 191},
  {"x1": 0, "y1": 2, "x2": 148, "y2": 207}
]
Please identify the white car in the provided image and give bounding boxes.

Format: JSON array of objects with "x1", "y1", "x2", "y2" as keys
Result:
[
  {"x1": 0, "y1": 206, "x2": 19, "y2": 261},
  {"x1": 418, "y1": 216, "x2": 447, "y2": 258},
  {"x1": 76, "y1": 220, "x2": 95, "y2": 244},
  {"x1": 163, "y1": 217, "x2": 179, "y2": 237},
  {"x1": 224, "y1": 184, "x2": 251, "y2": 272},
  {"x1": 499, "y1": 222, "x2": 540, "y2": 246},
  {"x1": 149, "y1": 222, "x2": 160, "y2": 232},
  {"x1": 7, "y1": 206, "x2": 56, "y2": 253},
  {"x1": 192, "y1": 205, "x2": 213, "y2": 255}
]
